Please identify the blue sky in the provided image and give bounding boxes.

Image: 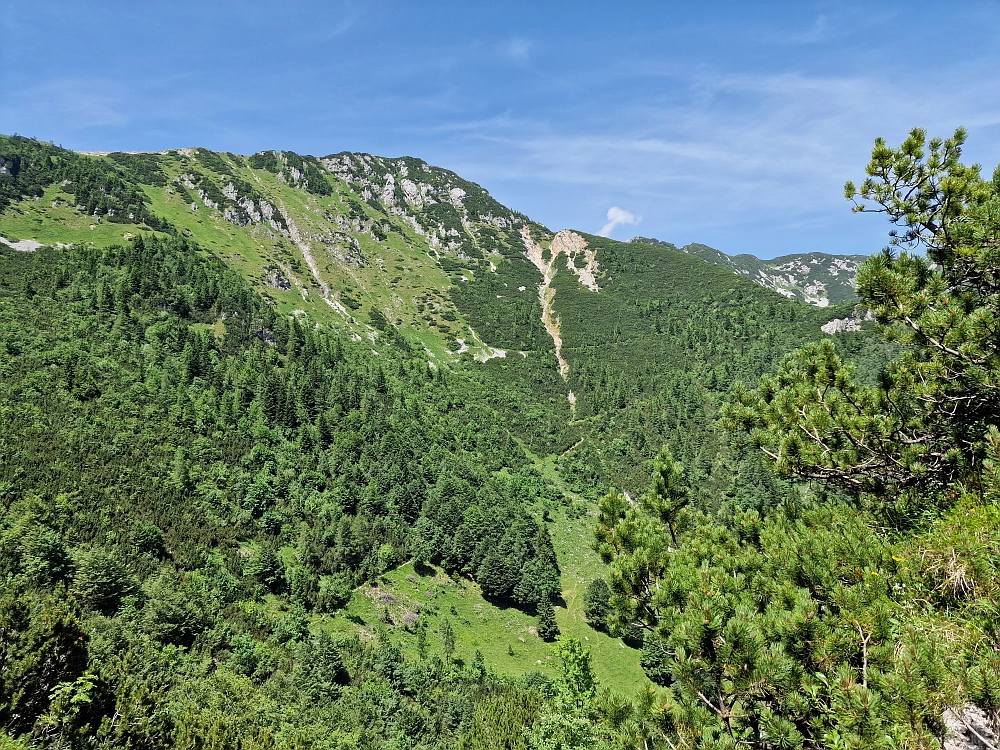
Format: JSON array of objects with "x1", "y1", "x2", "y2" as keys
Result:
[{"x1": 3, "y1": 1, "x2": 1000, "y2": 258}]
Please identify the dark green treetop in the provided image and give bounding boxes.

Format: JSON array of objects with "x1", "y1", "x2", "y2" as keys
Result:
[{"x1": 726, "y1": 128, "x2": 1000, "y2": 516}]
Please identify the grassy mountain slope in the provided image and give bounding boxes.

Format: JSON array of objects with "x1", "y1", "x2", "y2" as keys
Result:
[
  {"x1": 1, "y1": 138, "x2": 858, "y2": 500},
  {"x1": 0, "y1": 137, "x2": 880, "y2": 505},
  {"x1": 0, "y1": 227, "x2": 580, "y2": 748},
  {"x1": 3, "y1": 141, "x2": 537, "y2": 356}
]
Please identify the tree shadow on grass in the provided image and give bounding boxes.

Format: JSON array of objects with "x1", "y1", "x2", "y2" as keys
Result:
[{"x1": 414, "y1": 560, "x2": 436, "y2": 577}]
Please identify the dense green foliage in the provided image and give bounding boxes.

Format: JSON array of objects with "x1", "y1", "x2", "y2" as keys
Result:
[
  {"x1": 4, "y1": 127, "x2": 998, "y2": 750},
  {"x1": 595, "y1": 129, "x2": 1000, "y2": 749},
  {"x1": 106, "y1": 152, "x2": 169, "y2": 187},
  {"x1": 728, "y1": 128, "x2": 1000, "y2": 515},
  {"x1": 451, "y1": 226, "x2": 856, "y2": 509},
  {"x1": 0, "y1": 229, "x2": 572, "y2": 747},
  {"x1": 0, "y1": 136, "x2": 64, "y2": 209}
]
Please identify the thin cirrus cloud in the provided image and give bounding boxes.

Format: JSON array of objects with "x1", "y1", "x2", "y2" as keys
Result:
[
  {"x1": 2, "y1": 78, "x2": 131, "y2": 132},
  {"x1": 441, "y1": 62, "x2": 1000, "y2": 255},
  {"x1": 498, "y1": 37, "x2": 532, "y2": 65},
  {"x1": 788, "y1": 13, "x2": 829, "y2": 44}
]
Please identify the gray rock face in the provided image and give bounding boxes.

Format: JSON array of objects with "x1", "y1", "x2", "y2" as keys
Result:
[
  {"x1": 0, "y1": 236, "x2": 42, "y2": 252},
  {"x1": 266, "y1": 270, "x2": 291, "y2": 291},
  {"x1": 821, "y1": 310, "x2": 874, "y2": 335},
  {"x1": 319, "y1": 152, "x2": 525, "y2": 256},
  {"x1": 944, "y1": 706, "x2": 999, "y2": 750}
]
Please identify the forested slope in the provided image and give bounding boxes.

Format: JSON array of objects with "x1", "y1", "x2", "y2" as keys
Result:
[
  {"x1": 595, "y1": 128, "x2": 1000, "y2": 750},
  {"x1": 0, "y1": 135, "x2": 858, "y2": 501},
  {"x1": 630, "y1": 236, "x2": 867, "y2": 306},
  {"x1": 0, "y1": 133, "x2": 858, "y2": 749},
  {"x1": 0, "y1": 232, "x2": 573, "y2": 748},
  {"x1": 4, "y1": 129, "x2": 993, "y2": 750}
]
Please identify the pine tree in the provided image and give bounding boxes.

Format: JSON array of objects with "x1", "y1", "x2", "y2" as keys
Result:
[
  {"x1": 642, "y1": 446, "x2": 688, "y2": 546},
  {"x1": 441, "y1": 617, "x2": 455, "y2": 663},
  {"x1": 416, "y1": 623, "x2": 428, "y2": 660},
  {"x1": 726, "y1": 127, "x2": 1000, "y2": 513},
  {"x1": 0, "y1": 597, "x2": 89, "y2": 734},
  {"x1": 71, "y1": 548, "x2": 135, "y2": 614},
  {"x1": 582, "y1": 578, "x2": 610, "y2": 631}
]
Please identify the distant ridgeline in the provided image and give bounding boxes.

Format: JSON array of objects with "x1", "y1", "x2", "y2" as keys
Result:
[
  {"x1": 630, "y1": 236, "x2": 868, "y2": 307},
  {"x1": 0, "y1": 133, "x2": 923, "y2": 750}
]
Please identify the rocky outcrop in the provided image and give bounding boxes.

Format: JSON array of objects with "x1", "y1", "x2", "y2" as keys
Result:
[
  {"x1": 522, "y1": 228, "x2": 570, "y2": 381},
  {"x1": 0, "y1": 236, "x2": 42, "y2": 252},
  {"x1": 178, "y1": 173, "x2": 283, "y2": 233},
  {"x1": 318, "y1": 152, "x2": 524, "y2": 255},
  {"x1": 821, "y1": 309, "x2": 874, "y2": 335},
  {"x1": 266, "y1": 269, "x2": 291, "y2": 291},
  {"x1": 279, "y1": 206, "x2": 346, "y2": 315},
  {"x1": 552, "y1": 230, "x2": 600, "y2": 292},
  {"x1": 944, "y1": 706, "x2": 999, "y2": 750},
  {"x1": 520, "y1": 228, "x2": 600, "y2": 391}
]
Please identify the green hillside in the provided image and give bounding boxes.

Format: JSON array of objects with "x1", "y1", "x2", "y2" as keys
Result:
[
  {"x1": 0, "y1": 135, "x2": 840, "y2": 745},
  {"x1": 0, "y1": 137, "x2": 854, "y2": 500},
  {"x1": 3, "y1": 129, "x2": 996, "y2": 750}
]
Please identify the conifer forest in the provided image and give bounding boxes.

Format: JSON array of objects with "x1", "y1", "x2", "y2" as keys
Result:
[{"x1": 1, "y1": 125, "x2": 999, "y2": 750}]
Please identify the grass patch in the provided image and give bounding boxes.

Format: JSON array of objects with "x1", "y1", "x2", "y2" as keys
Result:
[
  {"x1": 0, "y1": 185, "x2": 153, "y2": 248},
  {"x1": 317, "y1": 494, "x2": 646, "y2": 695}
]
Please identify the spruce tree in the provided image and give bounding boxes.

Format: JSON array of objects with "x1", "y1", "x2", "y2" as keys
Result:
[
  {"x1": 441, "y1": 617, "x2": 455, "y2": 663},
  {"x1": 537, "y1": 599, "x2": 559, "y2": 641},
  {"x1": 582, "y1": 578, "x2": 610, "y2": 631}
]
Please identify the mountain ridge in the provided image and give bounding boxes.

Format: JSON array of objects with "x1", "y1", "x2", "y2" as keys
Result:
[
  {"x1": 0, "y1": 135, "x2": 856, "y2": 497},
  {"x1": 69, "y1": 147, "x2": 865, "y2": 308},
  {"x1": 629, "y1": 235, "x2": 867, "y2": 306}
]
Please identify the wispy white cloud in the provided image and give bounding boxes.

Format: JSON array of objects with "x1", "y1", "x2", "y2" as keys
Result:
[
  {"x1": 0, "y1": 78, "x2": 130, "y2": 132},
  {"x1": 790, "y1": 14, "x2": 829, "y2": 44},
  {"x1": 322, "y1": 15, "x2": 358, "y2": 40},
  {"x1": 599, "y1": 206, "x2": 639, "y2": 236}
]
